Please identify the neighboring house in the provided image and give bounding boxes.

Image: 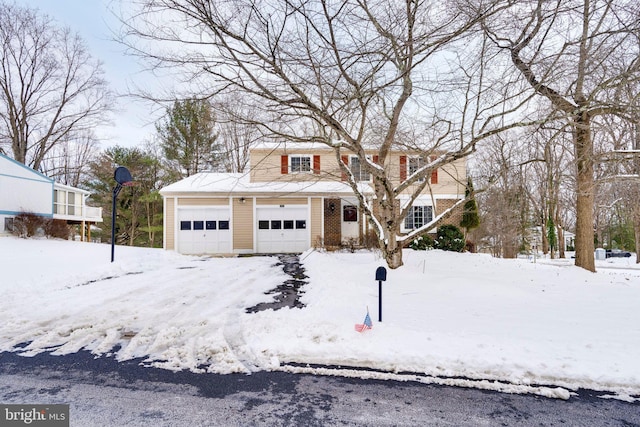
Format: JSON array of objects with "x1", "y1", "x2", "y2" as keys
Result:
[
  {"x1": 160, "y1": 143, "x2": 466, "y2": 255},
  {"x1": 527, "y1": 226, "x2": 575, "y2": 253},
  {"x1": 0, "y1": 153, "x2": 103, "y2": 240}
]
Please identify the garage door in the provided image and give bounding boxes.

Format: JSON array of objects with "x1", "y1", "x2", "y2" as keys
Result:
[
  {"x1": 256, "y1": 206, "x2": 309, "y2": 253},
  {"x1": 177, "y1": 207, "x2": 231, "y2": 254}
]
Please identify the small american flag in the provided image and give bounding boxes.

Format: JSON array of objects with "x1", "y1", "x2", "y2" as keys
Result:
[{"x1": 354, "y1": 309, "x2": 373, "y2": 332}]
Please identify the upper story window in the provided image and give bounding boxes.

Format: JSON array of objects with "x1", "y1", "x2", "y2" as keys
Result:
[
  {"x1": 281, "y1": 154, "x2": 320, "y2": 174},
  {"x1": 408, "y1": 156, "x2": 426, "y2": 182},
  {"x1": 350, "y1": 156, "x2": 370, "y2": 182},
  {"x1": 400, "y1": 155, "x2": 438, "y2": 184},
  {"x1": 290, "y1": 155, "x2": 312, "y2": 173}
]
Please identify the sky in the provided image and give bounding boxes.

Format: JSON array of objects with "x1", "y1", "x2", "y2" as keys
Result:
[
  {"x1": 16, "y1": 0, "x2": 160, "y2": 148},
  {"x1": 2, "y1": 236, "x2": 640, "y2": 404}
]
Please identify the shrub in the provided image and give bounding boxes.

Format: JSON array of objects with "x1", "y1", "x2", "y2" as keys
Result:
[
  {"x1": 409, "y1": 235, "x2": 434, "y2": 251},
  {"x1": 11, "y1": 212, "x2": 46, "y2": 238},
  {"x1": 44, "y1": 219, "x2": 71, "y2": 239},
  {"x1": 434, "y1": 224, "x2": 465, "y2": 252}
]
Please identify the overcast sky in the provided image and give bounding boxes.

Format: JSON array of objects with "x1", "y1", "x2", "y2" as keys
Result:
[{"x1": 16, "y1": 0, "x2": 160, "y2": 148}]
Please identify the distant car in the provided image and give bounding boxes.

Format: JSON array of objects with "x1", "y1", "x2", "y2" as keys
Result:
[{"x1": 605, "y1": 249, "x2": 632, "y2": 258}]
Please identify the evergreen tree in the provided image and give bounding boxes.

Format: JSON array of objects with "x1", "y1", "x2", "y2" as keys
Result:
[
  {"x1": 85, "y1": 146, "x2": 165, "y2": 248},
  {"x1": 460, "y1": 177, "x2": 480, "y2": 236},
  {"x1": 156, "y1": 98, "x2": 219, "y2": 179}
]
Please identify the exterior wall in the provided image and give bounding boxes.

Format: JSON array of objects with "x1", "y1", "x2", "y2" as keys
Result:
[
  {"x1": 165, "y1": 197, "x2": 175, "y2": 250},
  {"x1": 435, "y1": 198, "x2": 464, "y2": 226},
  {"x1": 250, "y1": 149, "x2": 343, "y2": 183},
  {"x1": 324, "y1": 198, "x2": 342, "y2": 247},
  {"x1": 233, "y1": 197, "x2": 253, "y2": 250},
  {"x1": 177, "y1": 198, "x2": 229, "y2": 206},
  {"x1": 310, "y1": 197, "x2": 323, "y2": 248},
  {"x1": 256, "y1": 197, "x2": 307, "y2": 205},
  {"x1": 0, "y1": 156, "x2": 53, "y2": 219},
  {"x1": 250, "y1": 148, "x2": 466, "y2": 197}
]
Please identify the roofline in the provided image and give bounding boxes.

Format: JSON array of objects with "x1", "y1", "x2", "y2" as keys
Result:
[{"x1": 0, "y1": 153, "x2": 54, "y2": 183}]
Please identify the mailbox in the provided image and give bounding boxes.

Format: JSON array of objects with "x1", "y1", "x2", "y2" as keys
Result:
[{"x1": 375, "y1": 266, "x2": 387, "y2": 322}]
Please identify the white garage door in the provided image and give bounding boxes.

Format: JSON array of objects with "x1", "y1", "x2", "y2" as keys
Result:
[
  {"x1": 256, "y1": 206, "x2": 309, "y2": 253},
  {"x1": 177, "y1": 207, "x2": 231, "y2": 254}
]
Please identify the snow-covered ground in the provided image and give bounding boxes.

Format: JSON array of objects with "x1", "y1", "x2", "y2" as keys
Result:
[{"x1": 1, "y1": 237, "x2": 639, "y2": 402}]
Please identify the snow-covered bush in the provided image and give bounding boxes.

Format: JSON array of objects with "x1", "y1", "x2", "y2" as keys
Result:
[
  {"x1": 434, "y1": 225, "x2": 465, "y2": 252},
  {"x1": 409, "y1": 235, "x2": 434, "y2": 251}
]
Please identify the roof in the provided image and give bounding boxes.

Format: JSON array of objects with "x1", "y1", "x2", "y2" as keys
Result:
[
  {"x1": 159, "y1": 172, "x2": 372, "y2": 196},
  {"x1": 0, "y1": 153, "x2": 53, "y2": 183}
]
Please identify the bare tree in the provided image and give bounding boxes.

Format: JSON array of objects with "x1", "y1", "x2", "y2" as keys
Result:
[
  {"x1": 213, "y1": 96, "x2": 261, "y2": 173},
  {"x1": 483, "y1": 0, "x2": 640, "y2": 271},
  {"x1": 39, "y1": 131, "x2": 100, "y2": 187},
  {"x1": 122, "y1": 0, "x2": 529, "y2": 268},
  {"x1": 473, "y1": 131, "x2": 534, "y2": 258},
  {"x1": 0, "y1": 2, "x2": 112, "y2": 171}
]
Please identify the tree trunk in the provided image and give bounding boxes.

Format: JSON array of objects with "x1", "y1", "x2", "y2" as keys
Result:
[
  {"x1": 374, "y1": 195, "x2": 404, "y2": 269},
  {"x1": 573, "y1": 115, "x2": 596, "y2": 272},
  {"x1": 541, "y1": 216, "x2": 549, "y2": 254}
]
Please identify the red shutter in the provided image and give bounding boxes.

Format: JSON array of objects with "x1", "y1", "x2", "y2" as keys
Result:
[
  {"x1": 399, "y1": 155, "x2": 407, "y2": 182},
  {"x1": 281, "y1": 155, "x2": 288, "y2": 174},
  {"x1": 373, "y1": 155, "x2": 379, "y2": 165},
  {"x1": 341, "y1": 155, "x2": 349, "y2": 181},
  {"x1": 430, "y1": 156, "x2": 438, "y2": 184},
  {"x1": 313, "y1": 155, "x2": 321, "y2": 174}
]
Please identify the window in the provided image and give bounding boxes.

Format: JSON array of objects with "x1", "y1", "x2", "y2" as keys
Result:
[
  {"x1": 283, "y1": 220, "x2": 294, "y2": 229},
  {"x1": 350, "y1": 156, "x2": 370, "y2": 182},
  {"x1": 343, "y1": 205, "x2": 358, "y2": 222},
  {"x1": 219, "y1": 221, "x2": 230, "y2": 230},
  {"x1": 193, "y1": 221, "x2": 204, "y2": 230},
  {"x1": 404, "y1": 205, "x2": 433, "y2": 230},
  {"x1": 290, "y1": 155, "x2": 312, "y2": 173},
  {"x1": 180, "y1": 221, "x2": 191, "y2": 230},
  {"x1": 206, "y1": 221, "x2": 217, "y2": 230},
  {"x1": 408, "y1": 156, "x2": 426, "y2": 182},
  {"x1": 258, "y1": 220, "x2": 269, "y2": 230},
  {"x1": 295, "y1": 220, "x2": 306, "y2": 229},
  {"x1": 271, "y1": 220, "x2": 282, "y2": 230}
]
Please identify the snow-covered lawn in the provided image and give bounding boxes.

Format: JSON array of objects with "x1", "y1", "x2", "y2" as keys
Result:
[{"x1": 1, "y1": 237, "x2": 639, "y2": 401}]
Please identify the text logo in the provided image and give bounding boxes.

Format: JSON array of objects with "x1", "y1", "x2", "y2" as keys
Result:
[{"x1": 1, "y1": 405, "x2": 69, "y2": 427}]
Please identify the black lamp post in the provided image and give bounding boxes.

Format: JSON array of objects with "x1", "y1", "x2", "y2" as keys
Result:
[{"x1": 111, "y1": 166, "x2": 133, "y2": 262}]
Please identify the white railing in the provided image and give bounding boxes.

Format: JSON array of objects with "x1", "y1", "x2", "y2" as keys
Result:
[
  {"x1": 84, "y1": 206, "x2": 103, "y2": 220},
  {"x1": 53, "y1": 204, "x2": 103, "y2": 222}
]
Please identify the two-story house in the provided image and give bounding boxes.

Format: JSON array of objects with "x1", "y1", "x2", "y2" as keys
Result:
[
  {"x1": 159, "y1": 143, "x2": 466, "y2": 255},
  {"x1": 0, "y1": 153, "x2": 103, "y2": 240}
]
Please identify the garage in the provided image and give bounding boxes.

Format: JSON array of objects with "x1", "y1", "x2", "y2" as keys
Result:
[
  {"x1": 256, "y1": 206, "x2": 309, "y2": 253},
  {"x1": 177, "y1": 207, "x2": 231, "y2": 254}
]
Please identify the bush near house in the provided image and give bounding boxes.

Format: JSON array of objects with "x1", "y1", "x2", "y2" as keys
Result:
[
  {"x1": 434, "y1": 224, "x2": 465, "y2": 252},
  {"x1": 11, "y1": 212, "x2": 46, "y2": 237},
  {"x1": 44, "y1": 219, "x2": 71, "y2": 239},
  {"x1": 409, "y1": 225, "x2": 467, "y2": 252},
  {"x1": 11, "y1": 212, "x2": 71, "y2": 239},
  {"x1": 409, "y1": 235, "x2": 435, "y2": 251}
]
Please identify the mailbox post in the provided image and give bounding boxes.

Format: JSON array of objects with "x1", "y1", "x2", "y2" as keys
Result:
[{"x1": 375, "y1": 266, "x2": 387, "y2": 322}]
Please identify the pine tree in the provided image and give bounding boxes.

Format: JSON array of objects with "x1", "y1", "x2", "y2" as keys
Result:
[
  {"x1": 156, "y1": 98, "x2": 219, "y2": 179},
  {"x1": 460, "y1": 177, "x2": 480, "y2": 237}
]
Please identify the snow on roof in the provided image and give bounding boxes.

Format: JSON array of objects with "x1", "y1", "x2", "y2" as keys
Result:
[{"x1": 159, "y1": 172, "x2": 372, "y2": 196}]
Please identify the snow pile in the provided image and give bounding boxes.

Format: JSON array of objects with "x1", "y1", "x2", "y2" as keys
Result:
[{"x1": 1, "y1": 236, "x2": 639, "y2": 401}]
